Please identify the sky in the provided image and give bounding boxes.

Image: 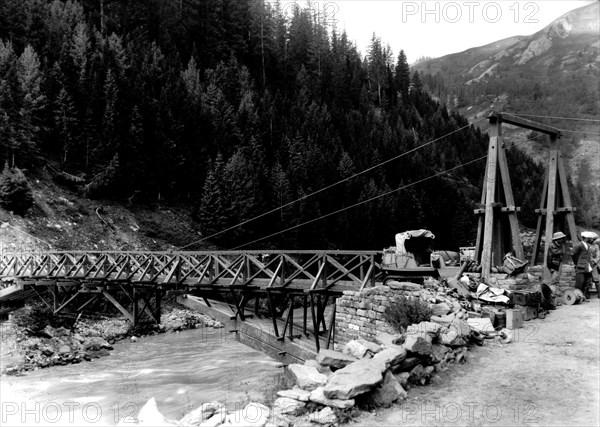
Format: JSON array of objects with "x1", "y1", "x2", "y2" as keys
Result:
[{"x1": 278, "y1": 0, "x2": 596, "y2": 63}]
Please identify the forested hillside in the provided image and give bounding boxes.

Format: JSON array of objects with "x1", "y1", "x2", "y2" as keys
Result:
[{"x1": 0, "y1": 0, "x2": 545, "y2": 250}]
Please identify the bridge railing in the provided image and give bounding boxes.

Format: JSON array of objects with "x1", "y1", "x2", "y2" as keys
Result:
[{"x1": 0, "y1": 250, "x2": 381, "y2": 291}]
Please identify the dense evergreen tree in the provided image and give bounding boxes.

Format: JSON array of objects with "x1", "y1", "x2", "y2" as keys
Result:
[{"x1": 0, "y1": 0, "x2": 547, "y2": 250}]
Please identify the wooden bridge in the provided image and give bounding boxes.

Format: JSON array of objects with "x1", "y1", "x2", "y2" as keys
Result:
[{"x1": 0, "y1": 250, "x2": 380, "y2": 363}]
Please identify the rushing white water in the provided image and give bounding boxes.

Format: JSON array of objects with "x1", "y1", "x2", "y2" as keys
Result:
[{"x1": 0, "y1": 328, "x2": 281, "y2": 426}]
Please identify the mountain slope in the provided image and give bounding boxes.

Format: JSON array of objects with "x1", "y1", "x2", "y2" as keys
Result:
[{"x1": 413, "y1": 1, "x2": 600, "y2": 228}]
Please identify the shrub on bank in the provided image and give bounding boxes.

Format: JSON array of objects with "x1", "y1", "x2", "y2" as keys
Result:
[
  {"x1": 0, "y1": 163, "x2": 34, "y2": 215},
  {"x1": 384, "y1": 295, "x2": 433, "y2": 332}
]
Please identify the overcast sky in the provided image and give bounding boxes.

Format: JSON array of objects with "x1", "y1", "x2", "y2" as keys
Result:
[{"x1": 279, "y1": 0, "x2": 596, "y2": 63}]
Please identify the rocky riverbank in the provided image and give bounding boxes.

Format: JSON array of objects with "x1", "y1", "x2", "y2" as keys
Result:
[
  {"x1": 1, "y1": 305, "x2": 224, "y2": 375},
  {"x1": 116, "y1": 330, "x2": 487, "y2": 427}
]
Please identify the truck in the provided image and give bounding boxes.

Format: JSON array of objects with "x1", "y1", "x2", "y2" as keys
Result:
[{"x1": 380, "y1": 229, "x2": 441, "y2": 284}]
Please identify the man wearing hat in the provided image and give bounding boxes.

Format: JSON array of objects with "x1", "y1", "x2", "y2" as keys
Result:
[
  {"x1": 547, "y1": 231, "x2": 567, "y2": 286},
  {"x1": 572, "y1": 231, "x2": 596, "y2": 299},
  {"x1": 590, "y1": 233, "x2": 599, "y2": 295}
]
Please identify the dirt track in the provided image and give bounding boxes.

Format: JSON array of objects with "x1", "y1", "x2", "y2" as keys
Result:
[{"x1": 354, "y1": 297, "x2": 600, "y2": 427}]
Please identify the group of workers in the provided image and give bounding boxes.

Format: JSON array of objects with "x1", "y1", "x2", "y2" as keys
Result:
[{"x1": 547, "y1": 230, "x2": 600, "y2": 299}]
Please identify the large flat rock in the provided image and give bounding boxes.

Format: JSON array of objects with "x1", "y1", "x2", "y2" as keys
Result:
[
  {"x1": 309, "y1": 387, "x2": 355, "y2": 409},
  {"x1": 371, "y1": 345, "x2": 407, "y2": 370},
  {"x1": 316, "y1": 349, "x2": 357, "y2": 369},
  {"x1": 323, "y1": 359, "x2": 384, "y2": 400},
  {"x1": 287, "y1": 364, "x2": 328, "y2": 390},
  {"x1": 343, "y1": 339, "x2": 382, "y2": 358},
  {"x1": 403, "y1": 332, "x2": 433, "y2": 355}
]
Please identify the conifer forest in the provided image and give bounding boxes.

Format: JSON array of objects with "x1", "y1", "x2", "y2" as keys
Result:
[{"x1": 0, "y1": 0, "x2": 546, "y2": 250}]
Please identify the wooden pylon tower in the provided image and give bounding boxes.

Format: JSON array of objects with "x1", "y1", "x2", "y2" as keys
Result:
[
  {"x1": 530, "y1": 135, "x2": 578, "y2": 282},
  {"x1": 474, "y1": 112, "x2": 574, "y2": 280},
  {"x1": 474, "y1": 112, "x2": 524, "y2": 280}
]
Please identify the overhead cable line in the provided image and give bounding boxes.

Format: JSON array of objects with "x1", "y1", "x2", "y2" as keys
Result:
[
  {"x1": 508, "y1": 113, "x2": 600, "y2": 123},
  {"x1": 232, "y1": 156, "x2": 487, "y2": 250},
  {"x1": 231, "y1": 136, "x2": 537, "y2": 250},
  {"x1": 178, "y1": 115, "x2": 488, "y2": 250},
  {"x1": 555, "y1": 129, "x2": 600, "y2": 136}
]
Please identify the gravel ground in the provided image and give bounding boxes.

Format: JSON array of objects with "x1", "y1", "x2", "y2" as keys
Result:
[{"x1": 353, "y1": 296, "x2": 600, "y2": 427}]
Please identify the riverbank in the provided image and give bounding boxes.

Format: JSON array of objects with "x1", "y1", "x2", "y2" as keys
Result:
[
  {"x1": 1, "y1": 303, "x2": 224, "y2": 375},
  {"x1": 1, "y1": 328, "x2": 282, "y2": 426}
]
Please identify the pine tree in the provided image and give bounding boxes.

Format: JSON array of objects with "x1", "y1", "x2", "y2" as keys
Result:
[
  {"x1": 197, "y1": 155, "x2": 228, "y2": 241},
  {"x1": 54, "y1": 87, "x2": 78, "y2": 165},
  {"x1": 395, "y1": 50, "x2": 410, "y2": 102},
  {"x1": 0, "y1": 162, "x2": 34, "y2": 214},
  {"x1": 16, "y1": 44, "x2": 46, "y2": 160}
]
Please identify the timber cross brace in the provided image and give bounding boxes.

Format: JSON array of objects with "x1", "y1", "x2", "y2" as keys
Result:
[
  {"x1": 474, "y1": 111, "x2": 576, "y2": 280},
  {"x1": 0, "y1": 250, "x2": 379, "y2": 331}
]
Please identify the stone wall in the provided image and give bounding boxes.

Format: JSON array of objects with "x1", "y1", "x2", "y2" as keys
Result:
[
  {"x1": 528, "y1": 264, "x2": 576, "y2": 296},
  {"x1": 335, "y1": 283, "x2": 421, "y2": 347}
]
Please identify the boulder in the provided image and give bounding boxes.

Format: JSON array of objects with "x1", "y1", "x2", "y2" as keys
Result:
[
  {"x1": 179, "y1": 401, "x2": 224, "y2": 426},
  {"x1": 343, "y1": 339, "x2": 381, "y2": 358},
  {"x1": 429, "y1": 344, "x2": 450, "y2": 363},
  {"x1": 449, "y1": 319, "x2": 471, "y2": 338},
  {"x1": 304, "y1": 359, "x2": 319, "y2": 368},
  {"x1": 366, "y1": 371, "x2": 406, "y2": 407},
  {"x1": 403, "y1": 333, "x2": 433, "y2": 356},
  {"x1": 273, "y1": 397, "x2": 306, "y2": 416},
  {"x1": 323, "y1": 359, "x2": 384, "y2": 400},
  {"x1": 438, "y1": 329, "x2": 465, "y2": 347},
  {"x1": 309, "y1": 387, "x2": 355, "y2": 409},
  {"x1": 406, "y1": 322, "x2": 441, "y2": 338},
  {"x1": 58, "y1": 345, "x2": 71, "y2": 356},
  {"x1": 137, "y1": 398, "x2": 166, "y2": 426},
  {"x1": 430, "y1": 302, "x2": 451, "y2": 316},
  {"x1": 41, "y1": 346, "x2": 54, "y2": 356},
  {"x1": 198, "y1": 408, "x2": 227, "y2": 427},
  {"x1": 73, "y1": 333, "x2": 85, "y2": 343},
  {"x1": 308, "y1": 407, "x2": 337, "y2": 425},
  {"x1": 83, "y1": 337, "x2": 113, "y2": 351},
  {"x1": 398, "y1": 357, "x2": 420, "y2": 372},
  {"x1": 394, "y1": 372, "x2": 410, "y2": 389},
  {"x1": 277, "y1": 388, "x2": 311, "y2": 402},
  {"x1": 374, "y1": 332, "x2": 403, "y2": 348},
  {"x1": 450, "y1": 301, "x2": 463, "y2": 313},
  {"x1": 225, "y1": 403, "x2": 270, "y2": 427},
  {"x1": 287, "y1": 364, "x2": 328, "y2": 390},
  {"x1": 304, "y1": 359, "x2": 332, "y2": 375},
  {"x1": 42, "y1": 325, "x2": 57, "y2": 338},
  {"x1": 371, "y1": 345, "x2": 407, "y2": 370},
  {"x1": 316, "y1": 349, "x2": 357, "y2": 369},
  {"x1": 408, "y1": 364, "x2": 429, "y2": 385}
]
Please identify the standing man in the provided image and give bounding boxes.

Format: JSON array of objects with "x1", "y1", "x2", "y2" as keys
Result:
[
  {"x1": 547, "y1": 231, "x2": 567, "y2": 287},
  {"x1": 589, "y1": 233, "x2": 600, "y2": 296},
  {"x1": 572, "y1": 231, "x2": 595, "y2": 299}
]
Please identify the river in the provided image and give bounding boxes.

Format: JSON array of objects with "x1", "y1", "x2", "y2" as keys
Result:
[{"x1": 0, "y1": 327, "x2": 281, "y2": 426}]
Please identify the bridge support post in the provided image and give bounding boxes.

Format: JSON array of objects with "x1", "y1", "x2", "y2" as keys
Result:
[{"x1": 474, "y1": 114, "x2": 523, "y2": 280}]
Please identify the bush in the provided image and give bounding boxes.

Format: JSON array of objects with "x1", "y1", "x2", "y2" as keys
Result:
[
  {"x1": 384, "y1": 295, "x2": 433, "y2": 333},
  {"x1": 0, "y1": 163, "x2": 34, "y2": 214},
  {"x1": 11, "y1": 301, "x2": 73, "y2": 331}
]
